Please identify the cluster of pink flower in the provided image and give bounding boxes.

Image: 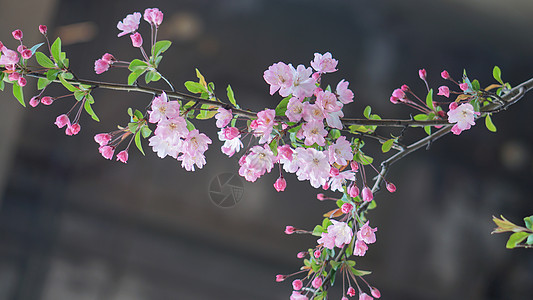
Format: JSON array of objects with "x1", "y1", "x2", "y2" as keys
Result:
[
  {"x1": 94, "y1": 131, "x2": 130, "y2": 163},
  {"x1": 117, "y1": 8, "x2": 162, "y2": 49},
  {"x1": 147, "y1": 92, "x2": 212, "y2": 171},
  {"x1": 0, "y1": 27, "x2": 47, "y2": 87},
  {"x1": 94, "y1": 53, "x2": 115, "y2": 74}
]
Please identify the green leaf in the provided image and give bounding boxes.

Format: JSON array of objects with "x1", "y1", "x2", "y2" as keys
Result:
[
  {"x1": 59, "y1": 74, "x2": 78, "y2": 92},
  {"x1": 196, "y1": 104, "x2": 217, "y2": 119},
  {"x1": 145, "y1": 71, "x2": 155, "y2": 84},
  {"x1": 134, "y1": 109, "x2": 144, "y2": 121},
  {"x1": 524, "y1": 216, "x2": 533, "y2": 230},
  {"x1": 363, "y1": 106, "x2": 372, "y2": 119},
  {"x1": 128, "y1": 59, "x2": 148, "y2": 71},
  {"x1": 61, "y1": 72, "x2": 74, "y2": 80},
  {"x1": 472, "y1": 79, "x2": 480, "y2": 91},
  {"x1": 226, "y1": 85, "x2": 238, "y2": 108},
  {"x1": 329, "y1": 129, "x2": 341, "y2": 140},
  {"x1": 134, "y1": 131, "x2": 145, "y2": 156},
  {"x1": 128, "y1": 122, "x2": 138, "y2": 133},
  {"x1": 527, "y1": 234, "x2": 533, "y2": 245},
  {"x1": 351, "y1": 269, "x2": 372, "y2": 276},
  {"x1": 0, "y1": 80, "x2": 4, "y2": 91},
  {"x1": 84, "y1": 100, "x2": 100, "y2": 122},
  {"x1": 414, "y1": 114, "x2": 428, "y2": 121},
  {"x1": 29, "y1": 42, "x2": 44, "y2": 55},
  {"x1": 275, "y1": 96, "x2": 291, "y2": 116},
  {"x1": 493, "y1": 66, "x2": 503, "y2": 84},
  {"x1": 506, "y1": 232, "x2": 529, "y2": 249},
  {"x1": 485, "y1": 114, "x2": 497, "y2": 132},
  {"x1": 330, "y1": 261, "x2": 341, "y2": 271},
  {"x1": 12, "y1": 83, "x2": 25, "y2": 107},
  {"x1": 153, "y1": 40, "x2": 172, "y2": 56},
  {"x1": 184, "y1": 81, "x2": 207, "y2": 94},
  {"x1": 367, "y1": 200, "x2": 377, "y2": 210},
  {"x1": 186, "y1": 119, "x2": 196, "y2": 131},
  {"x1": 426, "y1": 89, "x2": 435, "y2": 110},
  {"x1": 382, "y1": 138, "x2": 395, "y2": 153},
  {"x1": 35, "y1": 51, "x2": 56, "y2": 68},
  {"x1": 312, "y1": 225, "x2": 324, "y2": 237},
  {"x1": 127, "y1": 108, "x2": 133, "y2": 117},
  {"x1": 37, "y1": 78, "x2": 51, "y2": 90},
  {"x1": 269, "y1": 139, "x2": 279, "y2": 156},
  {"x1": 51, "y1": 37, "x2": 62, "y2": 63},
  {"x1": 141, "y1": 125, "x2": 152, "y2": 138},
  {"x1": 74, "y1": 90, "x2": 85, "y2": 101},
  {"x1": 424, "y1": 125, "x2": 431, "y2": 135},
  {"x1": 128, "y1": 69, "x2": 145, "y2": 85}
]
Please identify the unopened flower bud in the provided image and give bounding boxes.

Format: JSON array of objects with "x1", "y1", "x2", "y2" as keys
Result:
[
  {"x1": 29, "y1": 96, "x2": 40, "y2": 107},
  {"x1": 350, "y1": 161, "x2": 359, "y2": 172},
  {"x1": 285, "y1": 226, "x2": 295, "y2": 235},
  {"x1": 130, "y1": 32, "x2": 143, "y2": 48},
  {"x1": 317, "y1": 193, "x2": 326, "y2": 201},
  {"x1": 39, "y1": 25, "x2": 47, "y2": 35},
  {"x1": 401, "y1": 84, "x2": 410, "y2": 92},
  {"x1": 449, "y1": 102, "x2": 458, "y2": 110},
  {"x1": 390, "y1": 96, "x2": 399, "y2": 104},
  {"x1": 296, "y1": 251, "x2": 306, "y2": 259},
  {"x1": 386, "y1": 182, "x2": 396, "y2": 193},
  {"x1": 359, "y1": 292, "x2": 373, "y2": 300},
  {"x1": 17, "y1": 45, "x2": 26, "y2": 53},
  {"x1": 418, "y1": 68, "x2": 427, "y2": 80},
  {"x1": 330, "y1": 167, "x2": 340, "y2": 177},
  {"x1": 341, "y1": 202, "x2": 353, "y2": 214},
  {"x1": 17, "y1": 77, "x2": 26, "y2": 87},
  {"x1": 348, "y1": 184, "x2": 360, "y2": 198},
  {"x1": 274, "y1": 177, "x2": 287, "y2": 192},
  {"x1": 22, "y1": 49, "x2": 32, "y2": 59},
  {"x1": 347, "y1": 286, "x2": 356, "y2": 297},
  {"x1": 392, "y1": 88, "x2": 405, "y2": 99},
  {"x1": 116, "y1": 150, "x2": 129, "y2": 163},
  {"x1": 292, "y1": 279, "x2": 303, "y2": 291},
  {"x1": 66, "y1": 123, "x2": 81, "y2": 136},
  {"x1": 54, "y1": 114, "x2": 70, "y2": 128},
  {"x1": 41, "y1": 96, "x2": 54, "y2": 105},
  {"x1": 314, "y1": 249, "x2": 321, "y2": 259},
  {"x1": 312, "y1": 277, "x2": 323, "y2": 289},
  {"x1": 12, "y1": 29, "x2": 23, "y2": 40},
  {"x1": 223, "y1": 127, "x2": 240, "y2": 140},
  {"x1": 362, "y1": 186, "x2": 373, "y2": 202},
  {"x1": 275, "y1": 274, "x2": 286, "y2": 282},
  {"x1": 99, "y1": 145, "x2": 114, "y2": 159},
  {"x1": 441, "y1": 70, "x2": 450, "y2": 80},
  {"x1": 371, "y1": 287, "x2": 381, "y2": 298},
  {"x1": 459, "y1": 82, "x2": 469, "y2": 91}
]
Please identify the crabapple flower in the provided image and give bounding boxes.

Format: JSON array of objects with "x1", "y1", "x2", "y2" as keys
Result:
[
  {"x1": 357, "y1": 221, "x2": 377, "y2": 244},
  {"x1": 94, "y1": 133, "x2": 112, "y2": 146},
  {"x1": 329, "y1": 170, "x2": 355, "y2": 192},
  {"x1": 359, "y1": 293, "x2": 373, "y2": 300},
  {"x1": 438, "y1": 86, "x2": 450, "y2": 98},
  {"x1": 302, "y1": 120, "x2": 327, "y2": 146},
  {"x1": 316, "y1": 90, "x2": 342, "y2": 113},
  {"x1": 277, "y1": 145, "x2": 293, "y2": 162},
  {"x1": 54, "y1": 114, "x2": 70, "y2": 128},
  {"x1": 29, "y1": 96, "x2": 40, "y2": 107},
  {"x1": 362, "y1": 186, "x2": 373, "y2": 202},
  {"x1": 290, "y1": 291, "x2": 308, "y2": 300},
  {"x1": 245, "y1": 144, "x2": 276, "y2": 175},
  {"x1": 12, "y1": 29, "x2": 23, "y2": 40},
  {"x1": 341, "y1": 202, "x2": 353, "y2": 214},
  {"x1": 178, "y1": 151, "x2": 208, "y2": 171},
  {"x1": 148, "y1": 92, "x2": 180, "y2": 123},
  {"x1": 17, "y1": 77, "x2": 26, "y2": 87},
  {"x1": 218, "y1": 129, "x2": 243, "y2": 157},
  {"x1": 116, "y1": 150, "x2": 129, "y2": 163},
  {"x1": 0, "y1": 47, "x2": 19, "y2": 67},
  {"x1": 65, "y1": 123, "x2": 81, "y2": 136},
  {"x1": 312, "y1": 277, "x2": 323, "y2": 289},
  {"x1": 149, "y1": 135, "x2": 181, "y2": 159},
  {"x1": 302, "y1": 102, "x2": 325, "y2": 122},
  {"x1": 447, "y1": 103, "x2": 480, "y2": 135},
  {"x1": 263, "y1": 62, "x2": 293, "y2": 96},
  {"x1": 311, "y1": 52, "x2": 338, "y2": 73},
  {"x1": 386, "y1": 182, "x2": 396, "y2": 193},
  {"x1": 296, "y1": 148, "x2": 329, "y2": 188},
  {"x1": 290, "y1": 64, "x2": 316, "y2": 99},
  {"x1": 371, "y1": 287, "x2": 381, "y2": 298},
  {"x1": 215, "y1": 107, "x2": 232, "y2": 128},
  {"x1": 222, "y1": 127, "x2": 240, "y2": 140},
  {"x1": 459, "y1": 82, "x2": 469, "y2": 92},
  {"x1": 144, "y1": 8, "x2": 164, "y2": 26},
  {"x1": 274, "y1": 177, "x2": 287, "y2": 192},
  {"x1": 285, "y1": 226, "x2": 295, "y2": 235},
  {"x1": 21, "y1": 49, "x2": 32, "y2": 59},
  {"x1": 328, "y1": 136, "x2": 353, "y2": 166},
  {"x1": 292, "y1": 279, "x2": 303, "y2": 291},
  {"x1": 353, "y1": 239, "x2": 368, "y2": 256},
  {"x1": 117, "y1": 12, "x2": 142, "y2": 37},
  {"x1": 286, "y1": 98, "x2": 305, "y2": 122},
  {"x1": 347, "y1": 287, "x2": 356, "y2": 297},
  {"x1": 318, "y1": 220, "x2": 353, "y2": 249},
  {"x1": 182, "y1": 129, "x2": 211, "y2": 156},
  {"x1": 336, "y1": 79, "x2": 354, "y2": 104},
  {"x1": 41, "y1": 96, "x2": 53, "y2": 105},
  {"x1": 130, "y1": 32, "x2": 143, "y2": 48},
  {"x1": 276, "y1": 274, "x2": 286, "y2": 282},
  {"x1": 99, "y1": 146, "x2": 114, "y2": 160},
  {"x1": 348, "y1": 184, "x2": 360, "y2": 198},
  {"x1": 419, "y1": 68, "x2": 427, "y2": 80},
  {"x1": 154, "y1": 117, "x2": 189, "y2": 139},
  {"x1": 39, "y1": 25, "x2": 47, "y2": 35},
  {"x1": 94, "y1": 59, "x2": 109, "y2": 74},
  {"x1": 392, "y1": 88, "x2": 405, "y2": 99},
  {"x1": 253, "y1": 109, "x2": 276, "y2": 144},
  {"x1": 441, "y1": 70, "x2": 450, "y2": 80}
]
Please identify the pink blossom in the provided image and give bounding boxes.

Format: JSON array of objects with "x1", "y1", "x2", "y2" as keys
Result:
[
  {"x1": 328, "y1": 136, "x2": 353, "y2": 166},
  {"x1": 54, "y1": 114, "x2": 70, "y2": 128},
  {"x1": 341, "y1": 203, "x2": 353, "y2": 214},
  {"x1": 362, "y1": 186, "x2": 373, "y2": 202},
  {"x1": 12, "y1": 29, "x2": 23, "y2": 40},
  {"x1": 347, "y1": 286, "x2": 356, "y2": 297},
  {"x1": 302, "y1": 102, "x2": 325, "y2": 122},
  {"x1": 39, "y1": 25, "x2": 47, "y2": 35},
  {"x1": 29, "y1": 96, "x2": 40, "y2": 107},
  {"x1": 327, "y1": 109, "x2": 344, "y2": 129},
  {"x1": 218, "y1": 129, "x2": 243, "y2": 157},
  {"x1": 286, "y1": 98, "x2": 305, "y2": 122},
  {"x1": 155, "y1": 117, "x2": 189, "y2": 139},
  {"x1": 144, "y1": 8, "x2": 164, "y2": 26},
  {"x1": 317, "y1": 193, "x2": 326, "y2": 201},
  {"x1": 292, "y1": 279, "x2": 303, "y2": 291},
  {"x1": 17, "y1": 45, "x2": 26, "y2": 53},
  {"x1": 276, "y1": 274, "x2": 286, "y2": 282},
  {"x1": 342, "y1": 297, "x2": 349, "y2": 300},
  {"x1": 390, "y1": 96, "x2": 399, "y2": 104},
  {"x1": 130, "y1": 32, "x2": 143, "y2": 48},
  {"x1": 441, "y1": 70, "x2": 450, "y2": 80},
  {"x1": 302, "y1": 120, "x2": 327, "y2": 146},
  {"x1": 116, "y1": 150, "x2": 129, "y2": 163},
  {"x1": 357, "y1": 221, "x2": 377, "y2": 244},
  {"x1": 0, "y1": 47, "x2": 19, "y2": 66},
  {"x1": 99, "y1": 146, "x2": 115, "y2": 160},
  {"x1": 274, "y1": 177, "x2": 287, "y2": 192},
  {"x1": 438, "y1": 86, "x2": 450, "y2": 98},
  {"x1": 318, "y1": 220, "x2": 353, "y2": 249},
  {"x1": 348, "y1": 184, "x2": 360, "y2": 198},
  {"x1": 94, "y1": 133, "x2": 112, "y2": 146},
  {"x1": 41, "y1": 96, "x2": 53, "y2": 105},
  {"x1": 336, "y1": 79, "x2": 354, "y2": 104},
  {"x1": 401, "y1": 84, "x2": 409, "y2": 92},
  {"x1": 94, "y1": 59, "x2": 110, "y2": 74},
  {"x1": 253, "y1": 109, "x2": 276, "y2": 144},
  {"x1": 353, "y1": 239, "x2": 368, "y2": 256},
  {"x1": 351, "y1": 161, "x2": 359, "y2": 172},
  {"x1": 392, "y1": 88, "x2": 405, "y2": 99},
  {"x1": 117, "y1": 12, "x2": 142, "y2": 37},
  {"x1": 21, "y1": 49, "x2": 32, "y2": 59},
  {"x1": 419, "y1": 68, "x2": 427, "y2": 80},
  {"x1": 371, "y1": 287, "x2": 381, "y2": 298},
  {"x1": 222, "y1": 127, "x2": 240, "y2": 140},
  {"x1": 8, "y1": 72, "x2": 20, "y2": 82},
  {"x1": 359, "y1": 293, "x2": 373, "y2": 300},
  {"x1": 65, "y1": 123, "x2": 81, "y2": 136},
  {"x1": 215, "y1": 107, "x2": 232, "y2": 128},
  {"x1": 311, "y1": 52, "x2": 338, "y2": 73},
  {"x1": 285, "y1": 226, "x2": 295, "y2": 235},
  {"x1": 290, "y1": 64, "x2": 316, "y2": 99},
  {"x1": 182, "y1": 129, "x2": 212, "y2": 156},
  {"x1": 296, "y1": 148, "x2": 329, "y2": 188},
  {"x1": 290, "y1": 291, "x2": 308, "y2": 300},
  {"x1": 17, "y1": 77, "x2": 26, "y2": 87},
  {"x1": 178, "y1": 151, "x2": 208, "y2": 171},
  {"x1": 447, "y1": 103, "x2": 479, "y2": 135},
  {"x1": 263, "y1": 62, "x2": 293, "y2": 96},
  {"x1": 297, "y1": 251, "x2": 306, "y2": 258},
  {"x1": 149, "y1": 92, "x2": 180, "y2": 123},
  {"x1": 277, "y1": 145, "x2": 293, "y2": 162},
  {"x1": 149, "y1": 135, "x2": 181, "y2": 159},
  {"x1": 330, "y1": 167, "x2": 340, "y2": 177},
  {"x1": 459, "y1": 82, "x2": 469, "y2": 91},
  {"x1": 316, "y1": 90, "x2": 341, "y2": 113},
  {"x1": 314, "y1": 249, "x2": 321, "y2": 258},
  {"x1": 329, "y1": 170, "x2": 355, "y2": 193},
  {"x1": 102, "y1": 53, "x2": 114, "y2": 63},
  {"x1": 245, "y1": 144, "x2": 275, "y2": 175},
  {"x1": 312, "y1": 277, "x2": 323, "y2": 289},
  {"x1": 386, "y1": 182, "x2": 396, "y2": 193}
]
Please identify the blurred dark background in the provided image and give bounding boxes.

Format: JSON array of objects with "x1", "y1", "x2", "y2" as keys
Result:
[{"x1": 0, "y1": 0, "x2": 532, "y2": 299}]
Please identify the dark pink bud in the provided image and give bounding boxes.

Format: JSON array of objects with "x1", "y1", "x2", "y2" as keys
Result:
[
  {"x1": 54, "y1": 114, "x2": 70, "y2": 128},
  {"x1": 17, "y1": 77, "x2": 26, "y2": 87},
  {"x1": 116, "y1": 150, "x2": 129, "y2": 163},
  {"x1": 94, "y1": 59, "x2": 110, "y2": 74},
  {"x1": 390, "y1": 96, "x2": 399, "y2": 104},
  {"x1": 330, "y1": 167, "x2": 340, "y2": 177},
  {"x1": 29, "y1": 96, "x2": 40, "y2": 107},
  {"x1": 386, "y1": 182, "x2": 396, "y2": 193},
  {"x1": 401, "y1": 84, "x2": 410, "y2": 92},
  {"x1": 285, "y1": 226, "x2": 295, "y2": 235},
  {"x1": 317, "y1": 193, "x2": 326, "y2": 201},
  {"x1": 66, "y1": 123, "x2": 81, "y2": 136},
  {"x1": 102, "y1": 53, "x2": 114, "y2": 63},
  {"x1": 223, "y1": 127, "x2": 240, "y2": 140},
  {"x1": 277, "y1": 144, "x2": 293, "y2": 161},
  {"x1": 94, "y1": 133, "x2": 112, "y2": 146},
  {"x1": 348, "y1": 184, "x2": 360, "y2": 198},
  {"x1": 238, "y1": 154, "x2": 247, "y2": 166},
  {"x1": 438, "y1": 86, "x2": 450, "y2": 98},
  {"x1": 347, "y1": 286, "x2": 356, "y2": 297},
  {"x1": 362, "y1": 186, "x2": 373, "y2": 202},
  {"x1": 41, "y1": 96, "x2": 53, "y2": 105},
  {"x1": 99, "y1": 146, "x2": 114, "y2": 159},
  {"x1": 39, "y1": 25, "x2": 47, "y2": 35},
  {"x1": 130, "y1": 32, "x2": 143, "y2": 48},
  {"x1": 274, "y1": 177, "x2": 287, "y2": 192},
  {"x1": 449, "y1": 102, "x2": 458, "y2": 110},
  {"x1": 341, "y1": 202, "x2": 353, "y2": 214},
  {"x1": 312, "y1": 277, "x2": 323, "y2": 289},
  {"x1": 12, "y1": 29, "x2": 23, "y2": 40},
  {"x1": 437, "y1": 110, "x2": 446, "y2": 118},
  {"x1": 22, "y1": 49, "x2": 32, "y2": 59},
  {"x1": 314, "y1": 249, "x2": 321, "y2": 259},
  {"x1": 322, "y1": 181, "x2": 329, "y2": 190},
  {"x1": 275, "y1": 274, "x2": 286, "y2": 282},
  {"x1": 292, "y1": 279, "x2": 303, "y2": 291},
  {"x1": 296, "y1": 251, "x2": 306, "y2": 258},
  {"x1": 371, "y1": 287, "x2": 381, "y2": 298},
  {"x1": 8, "y1": 72, "x2": 20, "y2": 81},
  {"x1": 392, "y1": 88, "x2": 405, "y2": 99},
  {"x1": 459, "y1": 82, "x2": 469, "y2": 91},
  {"x1": 17, "y1": 45, "x2": 26, "y2": 53},
  {"x1": 441, "y1": 70, "x2": 450, "y2": 80},
  {"x1": 249, "y1": 119, "x2": 259, "y2": 130},
  {"x1": 418, "y1": 68, "x2": 427, "y2": 80},
  {"x1": 350, "y1": 161, "x2": 359, "y2": 172}
]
